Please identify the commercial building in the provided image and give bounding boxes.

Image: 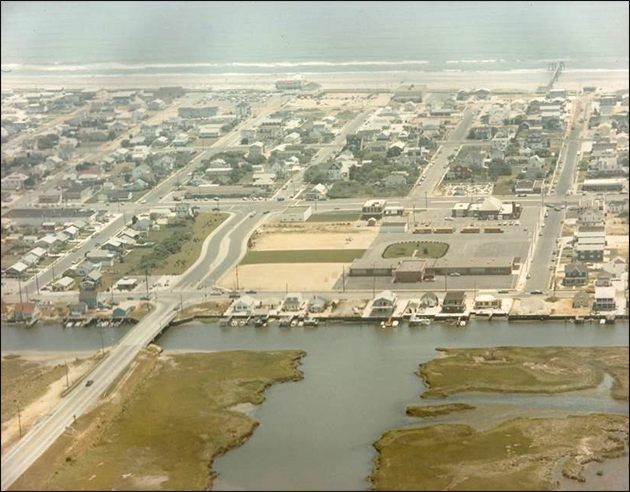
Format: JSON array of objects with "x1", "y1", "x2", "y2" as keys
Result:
[
  {"x1": 425, "y1": 257, "x2": 515, "y2": 276},
  {"x1": 280, "y1": 205, "x2": 312, "y2": 223},
  {"x1": 349, "y1": 258, "x2": 398, "y2": 277},
  {"x1": 451, "y1": 197, "x2": 521, "y2": 220},
  {"x1": 380, "y1": 218, "x2": 408, "y2": 233},
  {"x1": 362, "y1": 199, "x2": 387, "y2": 218},
  {"x1": 177, "y1": 106, "x2": 218, "y2": 119},
  {"x1": 582, "y1": 178, "x2": 625, "y2": 192},
  {"x1": 394, "y1": 260, "x2": 426, "y2": 283}
]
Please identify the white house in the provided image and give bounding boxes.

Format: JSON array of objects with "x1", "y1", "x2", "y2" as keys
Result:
[
  {"x1": 283, "y1": 293, "x2": 303, "y2": 311},
  {"x1": 371, "y1": 290, "x2": 398, "y2": 316},
  {"x1": 231, "y1": 295, "x2": 258, "y2": 315}
]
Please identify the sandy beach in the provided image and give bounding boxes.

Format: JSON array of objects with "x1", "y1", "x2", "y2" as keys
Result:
[{"x1": 1, "y1": 69, "x2": 627, "y2": 92}]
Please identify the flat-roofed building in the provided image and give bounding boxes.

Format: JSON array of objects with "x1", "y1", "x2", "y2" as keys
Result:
[
  {"x1": 442, "y1": 291, "x2": 467, "y2": 313},
  {"x1": 426, "y1": 257, "x2": 515, "y2": 276},
  {"x1": 280, "y1": 205, "x2": 312, "y2": 223},
  {"x1": 349, "y1": 258, "x2": 398, "y2": 277},
  {"x1": 583, "y1": 178, "x2": 625, "y2": 191},
  {"x1": 394, "y1": 260, "x2": 426, "y2": 283},
  {"x1": 362, "y1": 199, "x2": 387, "y2": 218}
]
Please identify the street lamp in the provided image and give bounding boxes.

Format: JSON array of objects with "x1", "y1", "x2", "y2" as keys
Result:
[{"x1": 214, "y1": 196, "x2": 220, "y2": 211}]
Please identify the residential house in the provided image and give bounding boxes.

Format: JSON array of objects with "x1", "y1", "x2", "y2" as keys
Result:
[
  {"x1": 474, "y1": 294, "x2": 502, "y2": 310},
  {"x1": 231, "y1": 295, "x2": 258, "y2": 315},
  {"x1": 307, "y1": 295, "x2": 330, "y2": 313},
  {"x1": 86, "y1": 249, "x2": 115, "y2": 266},
  {"x1": 563, "y1": 262, "x2": 589, "y2": 286},
  {"x1": 577, "y1": 207, "x2": 605, "y2": 226},
  {"x1": 13, "y1": 302, "x2": 41, "y2": 322},
  {"x1": 595, "y1": 271, "x2": 614, "y2": 287},
  {"x1": 79, "y1": 288, "x2": 99, "y2": 309},
  {"x1": 69, "y1": 302, "x2": 88, "y2": 317},
  {"x1": 442, "y1": 291, "x2": 467, "y2": 313},
  {"x1": 283, "y1": 293, "x2": 303, "y2": 312},
  {"x1": 383, "y1": 171, "x2": 408, "y2": 188},
  {"x1": 113, "y1": 304, "x2": 135, "y2": 319},
  {"x1": 52, "y1": 276, "x2": 75, "y2": 292},
  {"x1": 573, "y1": 291, "x2": 591, "y2": 309},
  {"x1": 593, "y1": 286, "x2": 617, "y2": 311},
  {"x1": 371, "y1": 290, "x2": 398, "y2": 316},
  {"x1": 305, "y1": 184, "x2": 328, "y2": 201},
  {"x1": 420, "y1": 292, "x2": 439, "y2": 308}
]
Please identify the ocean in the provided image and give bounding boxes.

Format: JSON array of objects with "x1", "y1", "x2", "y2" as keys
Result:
[{"x1": 1, "y1": 1, "x2": 628, "y2": 77}]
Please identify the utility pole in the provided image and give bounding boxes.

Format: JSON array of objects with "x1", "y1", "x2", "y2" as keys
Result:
[
  {"x1": 235, "y1": 265, "x2": 240, "y2": 291},
  {"x1": 99, "y1": 327, "x2": 105, "y2": 359},
  {"x1": 425, "y1": 190, "x2": 428, "y2": 210},
  {"x1": 372, "y1": 262, "x2": 376, "y2": 298},
  {"x1": 51, "y1": 263, "x2": 56, "y2": 281},
  {"x1": 35, "y1": 272, "x2": 40, "y2": 295},
  {"x1": 17, "y1": 276, "x2": 23, "y2": 305},
  {"x1": 144, "y1": 268, "x2": 150, "y2": 301},
  {"x1": 15, "y1": 400, "x2": 22, "y2": 438},
  {"x1": 342, "y1": 266, "x2": 346, "y2": 293},
  {"x1": 412, "y1": 203, "x2": 416, "y2": 225},
  {"x1": 64, "y1": 359, "x2": 70, "y2": 389}
]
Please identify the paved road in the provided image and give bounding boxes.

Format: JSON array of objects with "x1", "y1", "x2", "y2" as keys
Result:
[
  {"x1": 0, "y1": 297, "x2": 177, "y2": 490},
  {"x1": 410, "y1": 105, "x2": 477, "y2": 199}
]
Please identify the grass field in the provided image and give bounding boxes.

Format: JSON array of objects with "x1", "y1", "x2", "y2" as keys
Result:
[
  {"x1": 306, "y1": 213, "x2": 360, "y2": 222},
  {"x1": 382, "y1": 241, "x2": 449, "y2": 259},
  {"x1": 11, "y1": 350, "x2": 305, "y2": 491},
  {"x1": 418, "y1": 347, "x2": 629, "y2": 400},
  {"x1": 370, "y1": 414, "x2": 629, "y2": 491},
  {"x1": 102, "y1": 212, "x2": 227, "y2": 284},
  {"x1": 241, "y1": 249, "x2": 366, "y2": 265}
]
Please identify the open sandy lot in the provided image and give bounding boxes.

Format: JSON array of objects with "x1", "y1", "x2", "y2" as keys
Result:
[
  {"x1": 220, "y1": 263, "x2": 346, "y2": 291},
  {"x1": 251, "y1": 223, "x2": 378, "y2": 251}
]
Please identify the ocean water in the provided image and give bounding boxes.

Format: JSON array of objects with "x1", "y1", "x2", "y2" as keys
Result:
[{"x1": 1, "y1": 1, "x2": 628, "y2": 76}]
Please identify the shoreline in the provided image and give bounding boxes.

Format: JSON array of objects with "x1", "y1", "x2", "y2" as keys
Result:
[{"x1": 2, "y1": 68, "x2": 628, "y2": 91}]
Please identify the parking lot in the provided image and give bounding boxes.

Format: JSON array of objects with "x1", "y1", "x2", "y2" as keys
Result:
[{"x1": 338, "y1": 205, "x2": 541, "y2": 291}]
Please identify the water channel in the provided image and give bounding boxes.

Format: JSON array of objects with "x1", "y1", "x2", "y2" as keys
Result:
[{"x1": 2, "y1": 319, "x2": 628, "y2": 490}]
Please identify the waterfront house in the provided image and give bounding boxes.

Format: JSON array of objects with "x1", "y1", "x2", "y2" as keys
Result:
[
  {"x1": 307, "y1": 295, "x2": 330, "y2": 313},
  {"x1": 573, "y1": 291, "x2": 591, "y2": 309},
  {"x1": 69, "y1": 302, "x2": 89, "y2": 317},
  {"x1": 231, "y1": 295, "x2": 258, "y2": 316},
  {"x1": 113, "y1": 304, "x2": 135, "y2": 319},
  {"x1": 593, "y1": 287, "x2": 616, "y2": 311},
  {"x1": 13, "y1": 302, "x2": 41, "y2": 322},
  {"x1": 283, "y1": 293, "x2": 304, "y2": 312},
  {"x1": 420, "y1": 292, "x2": 439, "y2": 308},
  {"x1": 79, "y1": 288, "x2": 99, "y2": 309},
  {"x1": 474, "y1": 293, "x2": 502, "y2": 310},
  {"x1": 442, "y1": 291, "x2": 467, "y2": 313},
  {"x1": 371, "y1": 290, "x2": 398, "y2": 316}
]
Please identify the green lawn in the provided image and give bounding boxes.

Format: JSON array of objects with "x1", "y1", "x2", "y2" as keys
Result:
[
  {"x1": 241, "y1": 249, "x2": 366, "y2": 265},
  {"x1": 306, "y1": 213, "x2": 360, "y2": 222},
  {"x1": 103, "y1": 212, "x2": 228, "y2": 282},
  {"x1": 382, "y1": 241, "x2": 449, "y2": 259}
]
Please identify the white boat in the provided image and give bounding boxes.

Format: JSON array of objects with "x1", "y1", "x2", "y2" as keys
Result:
[
  {"x1": 409, "y1": 315, "x2": 431, "y2": 326},
  {"x1": 599, "y1": 319, "x2": 606, "y2": 325},
  {"x1": 392, "y1": 320, "x2": 399, "y2": 327},
  {"x1": 459, "y1": 320, "x2": 467, "y2": 327}
]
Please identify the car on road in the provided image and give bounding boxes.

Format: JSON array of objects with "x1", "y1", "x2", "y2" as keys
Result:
[
  {"x1": 277, "y1": 197, "x2": 285, "y2": 201},
  {"x1": 526, "y1": 274, "x2": 532, "y2": 279},
  {"x1": 85, "y1": 380, "x2": 94, "y2": 387},
  {"x1": 498, "y1": 289, "x2": 509, "y2": 294},
  {"x1": 228, "y1": 292, "x2": 240, "y2": 299},
  {"x1": 211, "y1": 290, "x2": 222, "y2": 296},
  {"x1": 448, "y1": 272, "x2": 461, "y2": 277},
  {"x1": 530, "y1": 290, "x2": 544, "y2": 295},
  {"x1": 246, "y1": 289, "x2": 258, "y2": 294},
  {"x1": 263, "y1": 210, "x2": 270, "y2": 214},
  {"x1": 140, "y1": 199, "x2": 147, "y2": 204},
  {"x1": 517, "y1": 193, "x2": 528, "y2": 197}
]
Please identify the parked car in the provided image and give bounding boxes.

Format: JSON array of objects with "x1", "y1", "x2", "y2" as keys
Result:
[{"x1": 85, "y1": 380, "x2": 94, "y2": 387}]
